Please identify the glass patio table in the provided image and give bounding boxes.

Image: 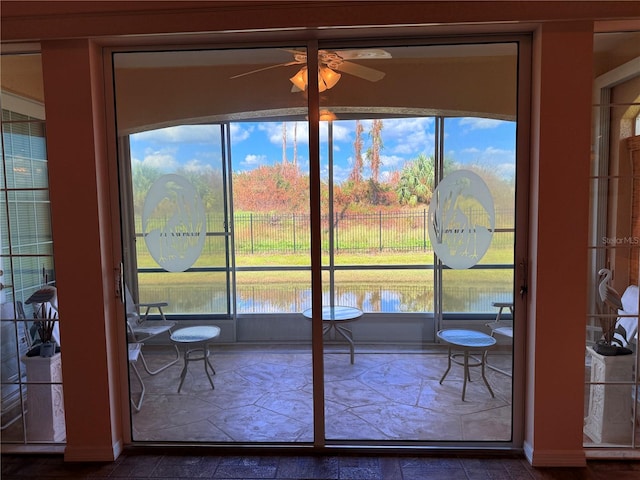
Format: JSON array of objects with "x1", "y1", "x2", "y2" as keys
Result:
[
  {"x1": 170, "y1": 325, "x2": 220, "y2": 393},
  {"x1": 437, "y1": 328, "x2": 496, "y2": 401},
  {"x1": 303, "y1": 305, "x2": 363, "y2": 364}
]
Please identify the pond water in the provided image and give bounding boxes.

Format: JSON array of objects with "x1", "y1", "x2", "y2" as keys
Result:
[{"x1": 139, "y1": 282, "x2": 513, "y2": 315}]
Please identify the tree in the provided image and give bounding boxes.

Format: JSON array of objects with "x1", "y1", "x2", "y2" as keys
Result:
[
  {"x1": 348, "y1": 120, "x2": 364, "y2": 183},
  {"x1": 293, "y1": 121, "x2": 298, "y2": 166},
  {"x1": 132, "y1": 163, "x2": 163, "y2": 212},
  {"x1": 282, "y1": 121, "x2": 287, "y2": 164},
  {"x1": 396, "y1": 153, "x2": 435, "y2": 206},
  {"x1": 366, "y1": 119, "x2": 383, "y2": 183},
  {"x1": 176, "y1": 167, "x2": 225, "y2": 213},
  {"x1": 233, "y1": 163, "x2": 308, "y2": 213}
]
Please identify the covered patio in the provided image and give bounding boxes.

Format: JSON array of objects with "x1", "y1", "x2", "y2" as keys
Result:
[{"x1": 127, "y1": 345, "x2": 513, "y2": 443}]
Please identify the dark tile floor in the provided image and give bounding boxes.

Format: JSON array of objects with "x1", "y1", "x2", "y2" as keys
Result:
[
  {"x1": 3, "y1": 346, "x2": 640, "y2": 479},
  {"x1": 2, "y1": 451, "x2": 640, "y2": 479}
]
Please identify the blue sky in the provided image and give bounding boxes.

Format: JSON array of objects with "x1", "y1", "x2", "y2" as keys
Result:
[{"x1": 130, "y1": 116, "x2": 516, "y2": 184}]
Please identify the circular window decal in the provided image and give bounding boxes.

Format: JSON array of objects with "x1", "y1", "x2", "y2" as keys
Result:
[
  {"x1": 142, "y1": 174, "x2": 206, "y2": 272},
  {"x1": 427, "y1": 170, "x2": 495, "y2": 269}
]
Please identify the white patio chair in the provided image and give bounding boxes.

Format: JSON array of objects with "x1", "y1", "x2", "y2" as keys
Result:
[
  {"x1": 485, "y1": 301, "x2": 514, "y2": 376},
  {"x1": 485, "y1": 301, "x2": 514, "y2": 340},
  {"x1": 128, "y1": 342, "x2": 145, "y2": 412},
  {"x1": 125, "y1": 285, "x2": 179, "y2": 375}
]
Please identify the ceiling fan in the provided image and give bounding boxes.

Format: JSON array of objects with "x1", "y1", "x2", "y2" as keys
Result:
[{"x1": 230, "y1": 48, "x2": 392, "y2": 92}]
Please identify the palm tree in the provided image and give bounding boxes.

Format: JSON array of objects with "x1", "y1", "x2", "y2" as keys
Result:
[{"x1": 396, "y1": 153, "x2": 435, "y2": 206}]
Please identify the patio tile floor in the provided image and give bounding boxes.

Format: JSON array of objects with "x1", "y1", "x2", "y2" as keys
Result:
[{"x1": 130, "y1": 346, "x2": 514, "y2": 443}]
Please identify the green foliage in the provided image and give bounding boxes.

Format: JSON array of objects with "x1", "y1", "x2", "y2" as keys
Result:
[
  {"x1": 233, "y1": 163, "x2": 309, "y2": 213},
  {"x1": 395, "y1": 154, "x2": 460, "y2": 206},
  {"x1": 131, "y1": 163, "x2": 163, "y2": 212},
  {"x1": 396, "y1": 153, "x2": 435, "y2": 206},
  {"x1": 176, "y1": 167, "x2": 225, "y2": 212}
]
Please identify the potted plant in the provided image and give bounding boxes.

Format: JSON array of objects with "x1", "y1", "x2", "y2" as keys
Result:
[
  {"x1": 21, "y1": 285, "x2": 65, "y2": 441},
  {"x1": 25, "y1": 286, "x2": 59, "y2": 357}
]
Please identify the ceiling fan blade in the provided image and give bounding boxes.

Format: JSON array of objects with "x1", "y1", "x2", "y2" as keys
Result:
[
  {"x1": 230, "y1": 61, "x2": 300, "y2": 79},
  {"x1": 334, "y1": 49, "x2": 392, "y2": 60},
  {"x1": 283, "y1": 48, "x2": 307, "y2": 57},
  {"x1": 334, "y1": 61, "x2": 386, "y2": 82}
]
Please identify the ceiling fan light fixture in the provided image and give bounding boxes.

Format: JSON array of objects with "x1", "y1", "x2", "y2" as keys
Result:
[
  {"x1": 319, "y1": 109, "x2": 337, "y2": 121},
  {"x1": 289, "y1": 67, "x2": 308, "y2": 91},
  {"x1": 319, "y1": 66, "x2": 341, "y2": 91},
  {"x1": 290, "y1": 66, "x2": 342, "y2": 92}
]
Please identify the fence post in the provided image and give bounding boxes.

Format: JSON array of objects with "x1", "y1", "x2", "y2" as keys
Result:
[
  {"x1": 292, "y1": 213, "x2": 296, "y2": 253},
  {"x1": 250, "y1": 213, "x2": 254, "y2": 255},
  {"x1": 423, "y1": 208, "x2": 427, "y2": 251},
  {"x1": 379, "y1": 210, "x2": 383, "y2": 252},
  {"x1": 334, "y1": 213, "x2": 338, "y2": 252}
]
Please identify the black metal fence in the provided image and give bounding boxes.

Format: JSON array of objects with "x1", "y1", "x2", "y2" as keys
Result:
[{"x1": 232, "y1": 209, "x2": 514, "y2": 254}]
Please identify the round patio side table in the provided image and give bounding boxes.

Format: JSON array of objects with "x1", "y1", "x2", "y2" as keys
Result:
[
  {"x1": 303, "y1": 305, "x2": 363, "y2": 364},
  {"x1": 437, "y1": 328, "x2": 496, "y2": 401},
  {"x1": 170, "y1": 325, "x2": 220, "y2": 393}
]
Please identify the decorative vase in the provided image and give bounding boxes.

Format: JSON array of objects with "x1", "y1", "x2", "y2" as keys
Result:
[
  {"x1": 22, "y1": 352, "x2": 66, "y2": 442},
  {"x1": 39, "y1": 342, "x2": 55, "y2": 358},
  {"x1": 584, "y1": 346, "x2": 634, "y2": 444}
]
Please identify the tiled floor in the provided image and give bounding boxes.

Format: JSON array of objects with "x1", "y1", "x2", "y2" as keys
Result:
[
  {"x1": 2, "y1": 346, "x2": 640, "y2": 478},
  {"x1": 2, "y1": 451, "x2": 640, "y2": 479},
  {"x1": 5, "y1": 345, "x2": 640, "y2": 479},
  {"x1": 129, "y1": 346, "x2": 513, "y2": 443}
]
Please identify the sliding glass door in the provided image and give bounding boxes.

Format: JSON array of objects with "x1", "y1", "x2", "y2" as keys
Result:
[
  {"x1": 112, "y1": 37, "x2": 525, "y2": 447},
  {"x1": 318, "y1": 42, "x2": 518, "y2": 441},
  {"x1": 113, "y1": 47, "x2": 314, "y2": 442}
]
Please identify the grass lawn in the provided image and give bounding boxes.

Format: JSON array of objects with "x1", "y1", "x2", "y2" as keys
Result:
[{"x1": 136, "y1": 248, "x2": 514, "y2": 289}]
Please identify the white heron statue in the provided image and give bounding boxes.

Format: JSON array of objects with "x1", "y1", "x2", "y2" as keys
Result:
[
  {"x1": 598, "y1": 268, "x2": 623, "y2": 311},
  {"x1": 597, "y1": 268, "x2": 623, "y2": 346}
]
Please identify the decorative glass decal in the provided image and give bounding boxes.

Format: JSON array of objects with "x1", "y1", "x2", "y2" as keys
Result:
[
  {"x1": 428, "y1": 170, "x2": 495, "y2": 269},
  {"x1": 142, "y1": 174, "x2": 206, "y2": 272}
]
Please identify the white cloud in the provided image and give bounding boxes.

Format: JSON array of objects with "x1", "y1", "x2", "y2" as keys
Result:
[
  {"x1": 260, "y1": 122, "x2": 301, "y2": 146},
  {"x1": 256, "y1": 118, "x2": 434, "y2": 163},
  {"x1": 331, "y1": 163, "x2": 351, "y2": 183},
  {"x1": 133, "y1": 151, "x2": 179, "y2": 171},
  {"x1": 484, "y1": 146, "x2": 512, "y2": 156},
  {"x1": 230, "y1": 123, "x2": 253, "y2": 143},
  {"x1": 380, "y1": 118, "x2": 435, "y2": 155},
  {"x1": 319, "y1": 117, "x2": 435, "y2": 160},
  {"x1": 457, "y1": 146, "x2": 516, "y2": 179},
  {"x1": 379, "y1": 154, "x2": 404, "y2": 169},
  {"x1": 256, "y1": 121, "x2": 354, "y2": 159},
  {"x1": 459, "y1": 118, "x2": 504, "y2": 130},
  {"x1": 326, "y1": 123, "x2": 350, "y2": 143},
  {"x1": 243, "y1": 154, "x2": 267, "y2": 166},
  {"x1": 183, "y1": 159, "x2": 214, "y2": 173}
]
